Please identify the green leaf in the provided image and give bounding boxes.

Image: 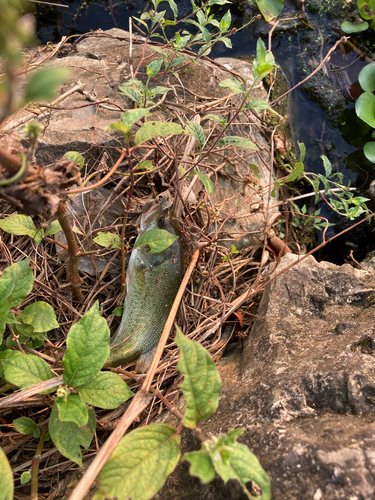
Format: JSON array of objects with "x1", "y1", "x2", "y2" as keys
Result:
[
  {"x1": 219, "y1": 77, "x2": 245, "y2": 95},
  {"x1": 147, "y1": 57, "x2": 164, "y2": 77},
  {"x1": 20, "y1": 471, "x2": 31, "y2": 485},
  {"x1": 359, "y1": 63, "x2": 375, "y2": 92},
  {"x1": 219, "y1": 10, "x2": 232, "y2": 32},
  {"x1": 298, "y1": 141, "x2": 306, "y2": 162},
  {"x1": 19, "y1": 301, "x2": 59, "y2": 332},
  {"x1": 62, "y1": 301, "x2": 110, "y2": 387},
  {"x1": 13, "y1": 417, "x2": 39, "y2": 436},
  {"x1": 112, "y1": 306, "x2": 123, "y2": 317},
  {"x1": 193, "y1": 170, "x2": 214, "y2": 194},
  {"x1": 150, "y1": 86, "x2": 172, "y2": 96},
  {"x1": 3, "y1": 354, "x2": 55, "y2": 390},
  {"x1": 63, "y1": 151, "x2": 84, "y2": 170},
  {"x1": 94, "y1": 424, "x2": 180, "y2": 500},
  {"x1": 0, "y1": 214, "x2": 36, "y2": 237},
  {"x1": 175, "y1": 327, "x2": 221, "y2": 428},
  {"x1": 247, "y1": 98, "x2": 281, "y2": 117},
  {"x1": 0, "y1": 258, "x2": 33, "y2": 307},
  {"x1": 134, "y1": 121, "x2": 183, "y2": 146},
  {"x1": 321, "y1": 155, "x2": 332, "y2": 177},
  {"x1": 252, "y1": 38, "x2": 276, "y2": 81},
  {"x1": 106, "y1": 122, "x2": 129, "y2": 136},
  {"x1": 93, "y1": 232, "x2": 122, "y2": 249},
  {"x1": 341, "y1": 20, "x2": 369, "y2": 33},
  {"x1": 255, "y1": 0, "x2": 284, "y2": 21},
  {"x1": 0, "y1": 279, "x2": 14, "y2": 322},
  {"x1": 45, "y1": 220, "x2": 62, "y2": 236},
  {"x1": 134, "y1": 228, "x2": 179, "y2": 254},
  {"x1": 249, "y1": 163, "x2": 261, "y2": 179},
  {"x1": 25, "y1": 67, "x2": 71, "y2": 102},
  {"x1": 0, "y1": 446, "x2": 13, "y2": 500},
  {"x1": 355, "y1": 91, "x2": 375, "y2": 128},
  {"x1": 119, "y1": 85, "x2": 142, "y2": 105},
  {"x1": 78, "y1": 371, "x2": 133, "y2": 409},
  {"x1": 220, "y1": 136, "x2": 259, "y2": 150},
  {"x1": 186, "y1": 121, "x2": 206, "y2": 150},
  {"x1": 220, "y1": 37, "x2": 233, "y2": 49},
  {"x1": 55, "y1": 394, "x2": 88, "y2": 427},
  {"x1": 284, "y1": 161, "x2": 304, "y2": 183},
  {"x1": 169, "y1": 0, "x2": 178, "y2": 19},
  {"x1": 34, "y1": 228, "x2": 44, "y2": 246},
  {"x1": 120, "y1": 108, "x2": 152, "y2": 128},
  {"x1": 364, "y1": 141, "x2": 375, "y2": 163},
  {"x1": 49, "y1": 402, "x2": 95, "y2": 466},
  {"x1": 171, "y1": 56, "x2": 188, "y2": 66},
  {"x1": 137, "y1": 160, "x2": 155, "y2": 171}
]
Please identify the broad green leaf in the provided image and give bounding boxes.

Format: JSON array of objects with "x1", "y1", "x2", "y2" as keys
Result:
[
  {"x1": 186, "y1": 121, "x2": 206, "y2": 150},
  {"x1": 175, "y1": 327, "x2": 221, "y2": 428},
  {"x1": 219, "y1": 77, "x2": 245, "y2": 95},
  {"x1": 193, "y1": 170, "x2": 214, "y2": 194},
  {"x1": 94, "y1": 424, "x2": 180, "y2": 500},
  {"x1": 62, "y1": 302, "x2": 110, "y2": 387},
  {"x1": 20, "y1": 471, "x2": 31, "y2": 485},
  {"x1": 169, "y1": 0, "x2": 178, "y2": 19},
  {"x1": 355, "y1": 92, "x2": 375, "y2": 128},
  {"x1": 171, "y1": 56, "x2": 188, "y2": 66},
  {"x1": 134, "y1": 228, "x2": 178, "y2": 254},
  {"x1": 364, "y1": 141, "x2": 375, "y2": 163},
  {"x1": 0, "y1": 258, "x2": 33, "y2": 307},
  {"x1": 134, "y1": 121, "x2": 183, "y2": 146},
  {"x1": 64, "y1": 151, "x2": 84, "y2": 170},
  {"x1": 150, "y1": 86, "x2": 172, "y2": 96},
  {"x1": 94, "y1": 232, "x2": 122, "y2": 249},
  {"x1": 120, "y1": 108, "x2": 151, "y2": 128},
  {"x1": 247, "y1": 98, "x2": 281, "y2": 117},
  {"x1": 25, "y1": 67, "x2": 71, "y2": 102},
  {"x1": 45, "y1": 220, "x2": 62, "y2": 236},
  {"x1": 12, "y1": 318, "x2": 35, "y2": 337},
  {"x1": 147, "y1": 57, "x2": 164, "y2": 77},
  {"x1": 252, "y1": 38, "x2": 276, "y2": 81},
  {"x1": 220, "y1": 136, "x2": 259, "y2": 150},
  {"x1": 183, "y1": 450, "x2": 216, "y2": 482},
  {"x1": 137, "y1": 160, "x2": 155, "y2": 170},
  {"x1": 106, "y1": 122, "x2": 129, "y2": 136},
  {"x1": 220, "y1": 37, "x2": 232, "y2": 49},
  {"x1": 0, "y1": 446, "x2": 13, "y2": 500},
  {"x1": 13, "y1": 417, "x2": 39, "y2": 437},
  {"x1": 196, "y1": 10, "x2": 206, "y2": 26},
  {"x1": 0, "y1": 279, "x2": 14, "y2": 322},
  {"x1": 78, "y1": 371, "x2": 133, "y2": 409},
  {"x1": 219, "y1": 10, "x2": 231, "y2": 32},
  {"x1": 359, "y1": 63, "x2": 375, "y2": 92},
  {"x1": 3, "y1": 354, "x2": 54, "y2": 390},
  {"x1": 255, "y1": 0, "x2": 284, "y2": 21},
  {"x1": 358, "y1": 0, "x2": 375, "y2": 19},
  {"x1": 19, "y1": 301, "x2": 59, "y2": 332},
  {"x1": 249, "y1": 163, "x2": 261, "y2": 179},
  {"x1": 49, "y1": 403, "x2": 95, "y2": 466},
  {"x1": 341, "y1": 20, "x2": 369, "y2": 33},
  {"x1": 284, "y1": 161, "x2": 304, "y2": 183},
  {"x1": 34, "y1": 228, "x2": 44, "y2": 246},
  {"x1": 0, "y1": 214, "x2": 36, "y2": 237},
  {"x1": 55, "y1": 394, "x2": 88, "y2": 427},
  {"x1": 0, "y1": 349, "x2": 22, "y2": 375},
  {"x1": 119, "y1": 85, "x2": 142, "y2": 105},
  {"x1": 321, "y1": 155, "x2": 332, "y2": 177}
]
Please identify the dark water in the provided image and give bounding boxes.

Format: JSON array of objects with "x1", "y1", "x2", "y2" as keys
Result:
[{"x1": 33, "y1": 0, "x2": 375, "y2": 262}]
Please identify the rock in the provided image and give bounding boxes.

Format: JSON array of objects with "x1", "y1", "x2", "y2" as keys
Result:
[{"x1": 156, "y1": 253, "x2": 375, "y2": 499}]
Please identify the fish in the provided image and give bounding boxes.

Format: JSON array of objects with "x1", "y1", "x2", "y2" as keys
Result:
[{"x1": 104, "y1": 193, "x2": 184, "y2": 371}]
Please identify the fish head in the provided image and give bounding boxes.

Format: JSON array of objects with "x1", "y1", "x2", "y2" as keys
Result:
[{"x1": 140, "y1": 192, "x2": 177, "y2": 236}]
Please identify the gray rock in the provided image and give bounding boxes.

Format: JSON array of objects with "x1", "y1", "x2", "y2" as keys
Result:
[{"x1": 156, "y1": 253, "x2": 375, "y2": 499}]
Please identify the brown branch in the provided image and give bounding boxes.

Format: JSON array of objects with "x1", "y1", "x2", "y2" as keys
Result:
[{"x1": 0, "y1": 375, "x2": 63, "y2": 409}]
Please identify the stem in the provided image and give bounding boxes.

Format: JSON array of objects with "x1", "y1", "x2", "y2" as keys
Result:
[
  {"x1": 30, "y1": 425, "x2": 48, "y2": 500},
  {"x1": 56, "y1": 202, "x2": 83, "y2": 301}
]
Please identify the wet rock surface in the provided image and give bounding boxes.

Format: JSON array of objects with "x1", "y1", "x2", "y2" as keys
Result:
[{"x1": 156, "y1": 253, "x2": 375, "y2": 500}]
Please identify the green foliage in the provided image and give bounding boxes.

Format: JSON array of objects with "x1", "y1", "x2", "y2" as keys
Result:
[
  {"x1": 0, "y1": 213, "x2": 62, "y2": 245},
  {"x1": 364, "y1": 141, "x2": 375, "y2": 162},
  {"x1": 13, "y1": 417, "x2": 40, "y2": 438},
  {"x1": 134, "y1": 228, "x2": 179, "y2": 253},
  {"x1": 253, "y1": 38, "x2": 277, "y2": 83},
  {"x1": 77, "y1": 371, "x2": 133, "y2": 409},
  {"x1": 341, "y1": 0, "x2": 375, "y2": 32},
  {"x1": 175, "y1": 327, "x2": 221, "y2": 428},
  {"x1": 0, "y1": 446, "x2": 13, "y2": 500},
  {"x1": 355, "y1": 92, "x2": 375, "y2": 128},
  {"x1": 94, "y1": 232, "x2": 122, "y2": 249},
  {"x1": 220, "y1": 136, "x2": 259, "y2": 150},
  {"x1": 64, "y1": 151, "x2": 85, "y2": 170},
  {"x1": 55, "y1": 394, "x2": 89, "y2": 427},
  {"x1": 3, "y1": 354, "x2": 55, "y2": 390},
  {"x1": 20, "y1": 471, "x2": 31, "y2": 485},
  {"x1": 134, "y1": 121, "x2": 183, "y2": 146},
  {"x1": 193, "y1": 170, "x2": 214, "y2": 194},
  {"x1": 255, "y1": 0, "x2": 285, "y2": 22},
  {"x1": 24, "y1": 67, "x2": 71, "y2": 102}
]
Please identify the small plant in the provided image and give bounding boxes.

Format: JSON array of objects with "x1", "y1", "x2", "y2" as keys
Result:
[
  {"x1": 356, "y1": 62, "x2": 375, "y2": 164},
  {"x1": 341, "y1": 0, "x2": 375, "y2": 33}
]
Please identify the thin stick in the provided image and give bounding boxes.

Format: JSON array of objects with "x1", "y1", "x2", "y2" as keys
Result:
[
  {"x1": 0, "y1": 375, "x2": 63, "y2": 409},
  {"x1": 69, "y1": 249, "x2": 200, "y2": 500}
]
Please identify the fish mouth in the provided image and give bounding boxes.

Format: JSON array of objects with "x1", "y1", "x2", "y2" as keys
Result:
[{"x1": 141, "y1": 192, "x2": 173, "y2": 231}]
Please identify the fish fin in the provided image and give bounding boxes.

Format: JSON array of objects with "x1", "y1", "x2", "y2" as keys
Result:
[{"x1": 135, "y1": 346, "x2": 157, "y2": 374}]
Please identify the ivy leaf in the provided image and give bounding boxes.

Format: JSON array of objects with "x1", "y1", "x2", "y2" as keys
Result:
[
  {"x1": 94, "y1": 424, "x2": 180, "y2": 500},
  {"x1": 93, "y1": 232, "x2": 122, "y2": 249},
  {"x1": 62, "y1": 301, "x2": 110, "y2": 387},
  {"x1": 220, "y1": 136, "x2": 259, "y2": 150},
  {"x1": 0, "y1": 214, "x2": 36, "y2": 237},
  {"x1": 186, "y1": 121, "x2": 206, "y2": 150},
  {"x1": 3, "y1": 354, "x2": 55, "y2": 390},
  {"x1": 134, "y1": 121, "x2": 183, "y2": 146},
  {"x1": 63, "y1": 151, "x2": 84, "y2": 170},
  {"x1": 193, "y1": 170, "x2": 214, "y2": 194},
  {"x1": 45, "y1": 220, "x2": 62, "y2": 236},
  {"x1": 19, "y1": 301, "x2": 59, "y2": 332},
  {"x1": 0, "y1": 446, "x2": 13, "y2": 500},
  {"x1": 175, "y1": 327, "x2": 221, "y2": 428},
  {"x1": 55, "y1": 394, "x2": 89, "y2": 427},
  {"x1": 78, "y1": 371, "x2": 134, "y2": 409},
  {"x1": 134, "y1": 228, "x2": 179, "y2": 254},
  {"x1": 13, "y1": 417, "x2": 39, "y2": 437},
  {"x1": 0, "y1": 258, "x2": 34, "y2": 307},
  {"x1": 219, "y1": 77, "x2": 245, "y2": 95},
  {"x1": 24, "y1": 67, "x2": 71, "y2": 102},
  {"x1": 49, "y1": 402, "x2": 96, "y2": 466}
]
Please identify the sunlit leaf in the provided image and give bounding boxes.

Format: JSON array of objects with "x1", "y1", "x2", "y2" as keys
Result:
[
  {"x1": 0, "y1": 214, "x2": 36, "y2": 237},
  {"x1": 94, "y1": 232, "x2": 122, "y2": 249},
  {"x1": 55, "y1": 394, "x2": 89, "y2": 427},
  {"x1": 25, "y1": 67, "x2": 71, "y2": 102},
  {"x1": 247, "y1": 98, "x2": 281, "y2": 117},
  {"x1": 0, "y1": 258, "x2": 33, "y2": 308},
  {"x1": 364, "y1": 141, "x2": 375, "y2": 163},
  {"x1": 13, "y1": 417, "x2": 39, "y2": 436},
  {"x1": 219, "y1": 77, "x2": 244, "y2": 95},
  {"x1": 45, "y1": 220, "x2": 62, "y2": 236},
  {"x1": 78, "y1": 371, "x2": 133, "y2": 409},
  {"x1": 147, "y1": 57, "x2": 164, "y2": 77},
  {"x1": 19, "y1": 301, "x2": 59, "y2": 332},
  {"x1": 120, "y1": 108, "x2": 152, "y2": 128},
  {"x1": 341, "y1": 20, "x2": 369, "y2": 33},
  {"x1": 134, "y1": 228, "x2": 178, "y2": 254},
  {"x1": 355, "y1": 92, "x2": 375, "y2": 128},
  {"x1": 3, "y1": 354, "x2": 55, "y2": 390},
  {"x1": 0, "y1": 446, "x2": 13, "y2": 500},
  {"x1": 321, "y1": 155, "x2": 332, "y2": 177},
  {"x1": 193, "y1": 170, "x2": 214, "y2": 194},
  {"x1": 186, "y1": 121, "x2": 206, "y2": 149},
  {"x1": 359, "y1": 63, "x2": 375, "y2": 92},
  {"x1": 134, "y1": 121, "x2": 183, "y2": 146},
  {"x1": 63, "y1": 151, "x2": 84, "y2": 170},
  {"x1": 255, "y1": 0, "x2": 284, "y2": 21}
]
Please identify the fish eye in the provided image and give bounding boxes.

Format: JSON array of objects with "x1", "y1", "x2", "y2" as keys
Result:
[{"x1": 158, "y1": 217, "x2": 165, "y2": 228}]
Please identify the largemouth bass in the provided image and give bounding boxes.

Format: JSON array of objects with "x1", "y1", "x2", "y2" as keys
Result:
[{"x1": 105, "y1": 193, "x2": 184, "y2": 370}]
